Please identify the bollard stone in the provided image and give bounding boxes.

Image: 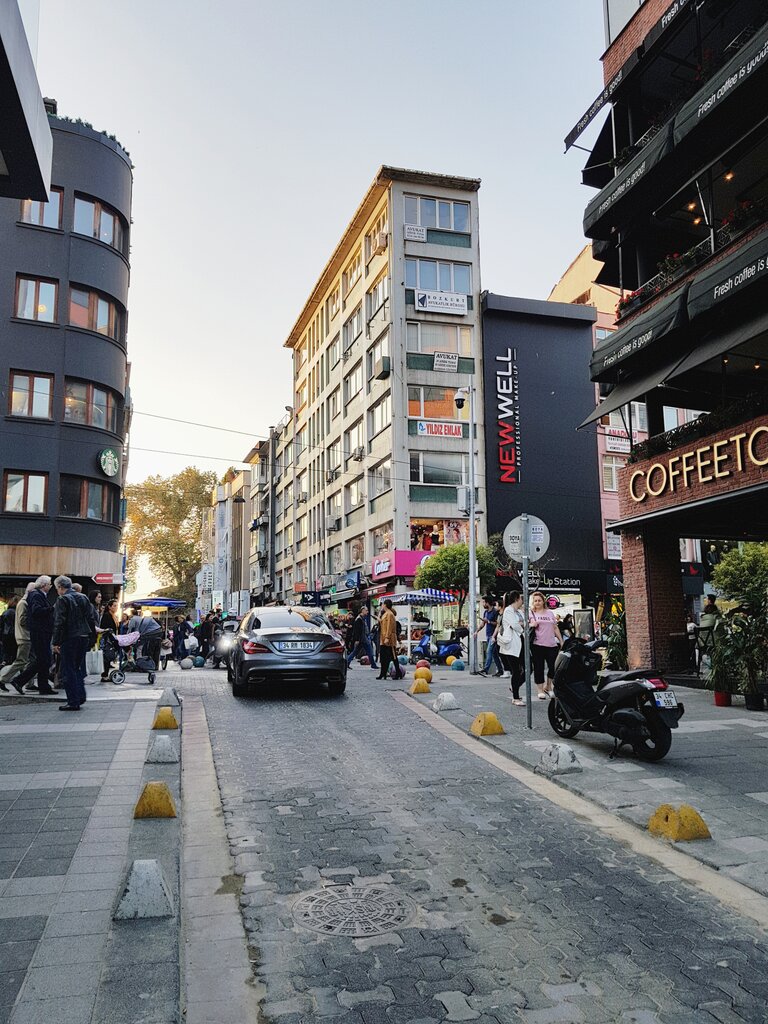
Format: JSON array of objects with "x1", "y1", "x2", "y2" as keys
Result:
[
  {"x1": 152, "y1": 707, "x2": 178, "y2": 730},
  {"x1": 534, "y1": 743, "x2": 582, "y2": 776},
  {"x1": 469, "y1": 712, "x2": 505, "y2": 736},
  {"x1": 146, "y1": 734, "x2": 180, "y2": 764},
  {"x1": 114, "y1": 859, "x2": 174, "y2": 920},
  {"x1": 157, "y1": 687, "x2": 181, "y2": 708},
  {"x1": 432, "y1": 692, "x2": 460, "y2": 713},
  {"x1": 134, "y1": 781, "x2": 177, "y2": 819},
  {"x1": 648, "y1": 803, "x2": 711, "y2": 842},
  {"x1": 409, "y1": 679, "x2": 431, "y2": 695}
]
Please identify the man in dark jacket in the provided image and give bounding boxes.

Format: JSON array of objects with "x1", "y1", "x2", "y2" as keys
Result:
[
  {"x1": 346, "y1": 608, "x2": 379, "y2": 670},
  {"x1": 52, "y1": 576, "x2": 93, "y2": 710},
  {"x1": 8, "y1": 576, "x2": 55, "y2": 695},
  {"x1": 1, "y1": 597, "x2": 18, "y2": 666}
]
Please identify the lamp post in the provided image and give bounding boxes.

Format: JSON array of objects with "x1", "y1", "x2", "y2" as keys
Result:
[{"x1": 455, "y1": 385, "x2": 478, "y2": 674}]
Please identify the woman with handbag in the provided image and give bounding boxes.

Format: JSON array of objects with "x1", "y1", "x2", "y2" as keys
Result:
[
  {"x1": 529, "y1": 591, "x2": 562, "y2": 700},
  {"x1": 496, "y1": 591, "x2": 525, "y2": 705}
]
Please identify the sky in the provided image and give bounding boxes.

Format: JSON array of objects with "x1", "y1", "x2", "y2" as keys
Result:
[{"x1": 34, "y1": 0, "x2": 608, "y2": 485}]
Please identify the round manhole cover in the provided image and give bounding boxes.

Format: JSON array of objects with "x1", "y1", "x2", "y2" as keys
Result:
[{"x1": 292, "y1": 885, "x2": 416, "y2": 937}]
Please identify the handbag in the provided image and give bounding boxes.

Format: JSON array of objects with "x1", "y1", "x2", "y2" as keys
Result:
[
  {"x1": 85, "y1": 649, "x2": 102, "y2": 676},
  {"x1": 528, "y1": 626, "x2": 537, "y2": 647}
]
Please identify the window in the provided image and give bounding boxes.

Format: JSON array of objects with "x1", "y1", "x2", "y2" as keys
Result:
[
  {"x1": 58, "y1": 476, "x2": 115, "y2": 521},
  {"x1": 9, "y1": 372, "x2": 53, "y2": 418},
  {"x1": 329, "y1": 544, "x2": 343, "y2": 574},
  {"x1": 329, "y1": 334, "x2": 340, "y2": 367},
  {"x1": 15, "y1": 276, "x2": 57, "y2": 323},
  {"x1": 343, "y1": 361, "x2": 363, "y2": 404},
  {"x1": 343, "y1": 306, "x2": 363, "y2": 351},
  {"x1": 406, "y1": 321, "x2": 472, "y2": 355},
  {"x1": 405, "y1": 259, "x2": 471, "y2": 294},
  {"x1": 369, "y1": 459, "x2": 391, "y2": 498},
  {"x1": 366, "y1": 274, "x2": 389, "y2": 320},
  {"x1": 342, "y1": 250, "x2": 362, "y2": 297},
  {"x1": 328, "y1": 387, "x2": 340, "y2": 422},
  {"x1": 404, "y1": 195, "x2": 470, "y2": 232},
  {"x1": 327, "y1": 439, "x2": 341, "y2": 471},
  {"x1": 63, "y1": 380, "x2": 118, "y2": 432},
  {"x1": 409, "y1": 452, "x2": 467, "y2": 486},
  {"x1": 3, "y1": 471, "x2": 47, "y2": 514},
  {"x1": 295, "y1": 380, "x2": 307, "y2": 409},
  {"x1": 345, "y1": 419, "x2": 364, "y2": 464},
  {"x1": 295, "y1": 427, "x2": 306, "y2": 458},
  {"x1": 345, "y1": 477, "x2": 364, "y2": 512},
  {"x1": 407, "y1": 385, "x2": 468, "y2": 421},
  {"x1": 295, "y1": 342, "x2": 307, "y2": 371},
  {"x1": 20, "y1": 188, "x2": 63, "y2": 230},
  {"x1": 367, "y1": 392, "x2": 391, "y2": 441},
  {"x1": 595, "y1": 327, "x2": 614, "y2": 343},
  {"x1": 68, "y1": 287, "x2": 122, "y2": 341},
  {"x1": 372, "y1": 523, "x2": 392, "y2": 554},
  {"x1": 325, "y1": 286, "x2": 340, "y2": 326},
  {"x1": 297, "y1": 515, "x2": 307, "y2": 541},
  {"x1": 365, "y1": 207, "x2": 389, "y2": 261},
  {"x1": 602, "y1": 455, "x2": 624, "y2": 492},
  {"x1": 73, "y1": 195, "x2": 124, "y2": 251},
  {"x1": 347, "y1": 535, "x2": 365, "y2": 566},
  {"x1": 607, "y1": 402, "x2": 647, "y2": 433}
]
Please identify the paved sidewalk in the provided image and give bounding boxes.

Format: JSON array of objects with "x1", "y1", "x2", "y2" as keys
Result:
[
  {"x1": 0, "y1": 698, "x2": 157, "y2": 1023},
  {"x1": 402, "y1": 668, "x2": 768, "y2": 896},
  {"x1": 0, "y1": 673, "x2": 161, "y2": 704}
]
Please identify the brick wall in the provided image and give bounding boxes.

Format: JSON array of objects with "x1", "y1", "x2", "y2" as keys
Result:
[
  {"x1": 603, "y1": 0, "x2": 669, "y2": 83},
  {"x1": 622, "y1": 527, "x2": 686, "y2": 670}
]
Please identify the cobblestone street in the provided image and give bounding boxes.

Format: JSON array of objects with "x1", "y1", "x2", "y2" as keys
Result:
[{"x1": 176, "y1": 667, "x2": 768, "y2": 1024}]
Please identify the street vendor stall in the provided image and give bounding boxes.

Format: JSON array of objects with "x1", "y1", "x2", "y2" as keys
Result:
[{"x1": 388, "y1": 589, "x2": 458, "y2": 658}]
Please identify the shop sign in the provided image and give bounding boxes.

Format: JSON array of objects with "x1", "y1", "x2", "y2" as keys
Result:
[
  {"x1": 432, "y1": 351, "x2": 459, "y2": 372},
  {"x1": 416, "y1": 420, "x2": 463, "y2": 438},
  {"x1": 371, "y1": 555, "x2": 394, "y2": 581},
  {"x1": 293, "y1": 581, "x2": 307, "y2": 593},
  {"x1": 628, "y1": 424, "x2": 768, "y2": 502},
  {"x1": 605, "y1": 429, "x2": 632, "y2": 454},
  {"x1": 415, "y1": 290, "x2": 468, "y2": 315},
  {"x1": 98, "y1": 447, "x2": 120, "y2": 477},
  {"x1": 404, "y1": 224, "x2": 427, "y2": 242},
  {"x1": 370, "y1": 549, "x2": 435, "y2": 580},
  {"x1": 494, "y1": 346, "x2": 521, "y2": 484},
  {"x1": 606, "y1": 532, "x2": 623, "y2": 559}
]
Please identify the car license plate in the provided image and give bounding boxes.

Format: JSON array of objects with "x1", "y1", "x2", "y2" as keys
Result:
[
  {"x1": 279, "y1": 641, "x2": 314, "y2": 652},
  {"x1": 654, "y1": 690, "x2": 678, "y2": 709}
]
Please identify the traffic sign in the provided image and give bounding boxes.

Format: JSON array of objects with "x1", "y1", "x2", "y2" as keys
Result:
[
  {"x1": 502, "y1": 515, "x2": 550, "y2": 563},
  {"x1": 92, "y1": 573, "x2": 124, "y2": 585}
]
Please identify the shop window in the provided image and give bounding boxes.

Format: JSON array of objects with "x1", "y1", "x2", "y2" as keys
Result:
[
  {"x1": 9, "y1": 372, "x2": 53, "y2": 418},
  {"x1": 410, "y1": 518, "x2": 469, "y2": 551},
  {"x1": 371, "y1": 523, "x2": 393, "y2": 554},
  {"x1": 15, "y1": 276, "x2": 57, "y2": 323},
  {"x1": 20, "y1": 188, "x2": 63, "y2": 229},
  {"x1": 347, "y1": 535, "x2": 365, "y2": 566},
  {"x1": 3, "y1": 471, "x2": 47, "y2": 514}
]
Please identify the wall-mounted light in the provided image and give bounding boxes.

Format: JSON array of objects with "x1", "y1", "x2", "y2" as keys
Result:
[
  {"x1": 687, "y1": 201, "x2": 697, "y2": 211},
  {"x1": 722, "y1": 356, "x2": 729, "y2": 365},
  {"x1": 693, "y1": 216, "x2": 702, "y2": 225},
  {"x1": 754, "y1": 361, "x2": 762, "y2": 371},
  {"x1": 724, "y1": 171, "x2": 735, "y2": 182}
]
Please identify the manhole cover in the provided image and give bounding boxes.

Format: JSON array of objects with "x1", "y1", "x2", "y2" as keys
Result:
[{"x1": 292, "y1": 885, "x2": 415, "y2": 937}]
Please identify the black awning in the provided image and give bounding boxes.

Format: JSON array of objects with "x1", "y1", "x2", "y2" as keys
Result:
[
  {"x1": 669, "y1": 305, "x2": 768, "y2": 379},
  {"x1": 582, "y1": 114, "x2": 614, "y2": 190},
  {"x1": 589, "y1": 286, "x2": 689, "y2": 382},
  {"x1": 583, "y1": 123, "x2": 674, "y2": 240},
  {"x1": 673, "y1": 21, "x2": 768, "y2": 150},
  {"x1": 687, "y1": 225, "x2": 768, "y2": 321},
  {"x1": 579, "y1": 345, "x2": 689, "y2": 428}
]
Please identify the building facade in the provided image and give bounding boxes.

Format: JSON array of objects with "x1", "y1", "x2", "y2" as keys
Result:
[
  {"x1": 575, "y1": 0, "x2": 768, "y2": 667},
  {"x1": 0, "y1": 102, "x2": 132, "y2": 595},
  {"x1": 269, "y1": 166, "x2": 486, "y2": 608}
]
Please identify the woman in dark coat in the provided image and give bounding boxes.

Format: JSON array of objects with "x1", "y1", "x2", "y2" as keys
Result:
[{"x1": 99, "y1": 598, "x2": 119, "y2": 680}]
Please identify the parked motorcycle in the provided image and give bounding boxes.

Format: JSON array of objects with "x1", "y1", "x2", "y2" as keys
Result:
[
  {"x1": 547, "y1": 638, "x2": 684, "y2": 761},
  {"x1": 410, "y1": 627, "x2": 468, "y2": 665}
]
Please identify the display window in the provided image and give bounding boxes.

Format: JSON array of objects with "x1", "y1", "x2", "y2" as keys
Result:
[{"x1": 410, "y1": 518, "x2": 469, "y2": 551}]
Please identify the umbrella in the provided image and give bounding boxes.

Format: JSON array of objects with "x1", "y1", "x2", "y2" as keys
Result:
[{"x1": 389, "y1": 589, "x2": 456, "y2": 606}]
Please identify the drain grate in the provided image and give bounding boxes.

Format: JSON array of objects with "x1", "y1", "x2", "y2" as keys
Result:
[{"x1": 292, "y1": 885, "x2": 416, "y2": 937}]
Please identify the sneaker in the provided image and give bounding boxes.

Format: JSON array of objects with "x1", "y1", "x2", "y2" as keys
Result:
[
  {"x1": 11, "y1": 680, "x2": 25, "y2": 695},
  {"x1": 537, "y1": 692, "x2": 547, "y2": 700},
  {"x1": 513, "y1": 699, "x2": 525, "y2": 706},
  {"x1": 477, "y1": 670, "x2": 488, "y2": 677}
]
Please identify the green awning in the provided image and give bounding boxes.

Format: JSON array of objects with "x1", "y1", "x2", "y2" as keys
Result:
[
  {"x1": 687, "y1": 225, "x2": 768, "y2": 320},
  {"x1": 590, "y1": 286, "x2": 689, "y2": 382}
]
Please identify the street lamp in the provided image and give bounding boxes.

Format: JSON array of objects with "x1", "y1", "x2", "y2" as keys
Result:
[{"x1": 455, "y1": 385, "x2": 478, "y2": 674}]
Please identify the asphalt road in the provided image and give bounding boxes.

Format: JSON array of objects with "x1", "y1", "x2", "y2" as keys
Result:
[{"x1": 176, "y1": 668, "x2": 768, "y2": 1024}]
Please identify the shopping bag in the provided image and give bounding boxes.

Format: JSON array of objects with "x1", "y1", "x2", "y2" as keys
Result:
[{"x1": 85, "y1": 650, "x2": 102, "y2": 676}]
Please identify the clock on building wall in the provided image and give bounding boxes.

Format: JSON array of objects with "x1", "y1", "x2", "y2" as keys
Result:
[{"x1": 98, "y1": 447, "x2": 120, "y2": 478}]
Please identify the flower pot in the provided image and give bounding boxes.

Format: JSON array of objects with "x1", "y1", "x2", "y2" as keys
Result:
[
  {"x1": 744, "y1": 693, "x2": 765, "y2": 712},
  {"x1": 713, "y1": 691, "x2": 732, "y2": 707}
]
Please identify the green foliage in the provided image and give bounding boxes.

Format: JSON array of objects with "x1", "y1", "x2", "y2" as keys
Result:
[
  {"x1": 414, "y1": 543, "x2": 497, "y2": 623},
  {"x1": 710, "y1": 544, "x2": 768, "y2": 694},
  {"x1": 125, "y1": 467, "x2": 216, "y2": 604},
  {"x1": 712, "y1": 543, "x2": 768, "y2": 615},
  {"x1": 602, "y1": 604, "x2": 628, "y2": 670}
]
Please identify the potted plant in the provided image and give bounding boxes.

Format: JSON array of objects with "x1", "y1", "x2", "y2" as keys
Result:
[
  {"x1": 712, "y1": 544, "x2": 768, "y2": 711},
  {"x1": 705, "y1": 616, "x2": 743, "y2": 707}
]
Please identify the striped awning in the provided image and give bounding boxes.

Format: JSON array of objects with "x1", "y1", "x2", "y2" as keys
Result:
[{"x1": 390, "y1": 589, "x2": 456, "y2": 606}]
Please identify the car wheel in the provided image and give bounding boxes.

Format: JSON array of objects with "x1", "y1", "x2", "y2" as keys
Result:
[
  {"x1": 328, "y1": 678, "x2": 347, "y2": 696},
  {"x1": 227, "y1": 659, "x2": 234, "y2": 684},
  {"x1": 232, "y1": 671, "x2": 248, "y2": 698}
]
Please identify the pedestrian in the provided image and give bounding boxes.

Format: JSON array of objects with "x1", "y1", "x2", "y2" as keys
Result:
[
  {"x1": 370, "y1": 613, "x2": 381, "y2": 664},
  {"x1": 475, "y1": 595, "x2": 504, "y2": 677},
  {"x1": 346, "y1": 607, "x2": 379, "y2": 670},
  {"x1": 198, "y1": 612, "x2": 215, "y2": 660},
  {"x1": 377, "y1": 600, "x2": 403, "y2": 680},
  {"x1": 7, "y1": 576, "x2": 55, "y2": 695},
  {"x1": 560, "y1": 613, "x2": 575, "y2": 640},
  {"x1": 99, "y1": 598, "x2": 119, "y2": 680},
  {"x1": 1, "y1": 597, "x2": 18, "y2": 667},
  {"x1": 172, "y1": 615, "x2": 190, "y2": 661},
  {"x1": 699, "y1": 595, "x2": 720, "y2": 629},
  {"x1": 52, "y1": 575, "x2": 93, "y2": 710},
  {"x1": 0, "y1": 585, "x2": 35, "y2": 693},
  {"x1": 128, "y1": 607, "x2": 164, "y2": 669},
  {"x1": 496, "y1": 591, "x2": 525, "y2": 705},
  {"x1": 529, "y1": 591, "x2": 562, "y2": 699}
]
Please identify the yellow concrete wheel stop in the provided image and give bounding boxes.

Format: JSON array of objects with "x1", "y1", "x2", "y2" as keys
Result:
[
  {"x1": 648, "y1": 803, "x2": 711, "y2": 842},
  {"x1": 409, "y1": 678, "x2": 431, "y2": 694},
  {"x1": 134, "y1": 781, "x2": 177, "y2": 819},
  {"x1": 152, "y1": 707, "x2": 178, "y2": 730},
  {"x1": 470, "y1": 712, "x2": 505, "y2": 736}
]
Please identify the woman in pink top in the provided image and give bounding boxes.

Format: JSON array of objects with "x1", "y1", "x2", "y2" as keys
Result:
[{"x1": 529, "y1": 591, "x2": 562, "y2": 700}]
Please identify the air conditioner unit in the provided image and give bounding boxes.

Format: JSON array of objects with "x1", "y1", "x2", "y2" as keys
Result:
[
  {"x1": 352, "y1": 446, "x2": 365, "y2": 461},
  {"x1": 373, "y1": 356, "x2": 391, "y2": 380},
  {"x1": 342, "y1": 348, "x2": 352, "y2": 362},
  {"x1": 325, "y1": 469, "x2": 338, "y2": 484},
  {"x1": 325, "y1": 516, "x2": 340, "y2": 532},
  {"x1": 372, "y1": 231, "x2": 388, "y2": 256},
  {"x1": 297, "y1": 491, "x2": 308, "y2": 504},
  {"x1": 285, "y1": 545, "x2": 293, "y2": 556}
]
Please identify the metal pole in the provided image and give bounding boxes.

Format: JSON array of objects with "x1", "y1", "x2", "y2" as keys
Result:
[
  {"x1": 522, "y1": 513, "x2": 533, "y2": 730},
  {"x1": 468, "y1": 385, "x2": 478, "y2": 674}
]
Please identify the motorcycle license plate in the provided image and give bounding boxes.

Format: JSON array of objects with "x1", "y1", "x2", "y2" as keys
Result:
[
  {"x1": 279, "y1": 641, "x2": 315, "y2": 652},
  {"x1": 653, "y1": 690, "x2": 678, "y2": 709}
]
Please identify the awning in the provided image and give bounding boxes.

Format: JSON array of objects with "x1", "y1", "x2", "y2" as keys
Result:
[
  {"x1": 579, "y1": 344, "x2": 688, "y2": 428},
  {"x1": 581, "y1": 114, "x2": 614, "y2": 190},
  {"x1": 583, "y1": 123, "x2": 673, "y2": 240},
  {"x1": 589, "y1": 285, "x2": 689, "y2": 382},
  {"x1": 687, "y1": 225, "x2": 768, "y2": 321},
  {"x1": 128, "y1": 598, "x2": 187, "y2": 608},
  {"x1": 673, "y1": 21, "x2": 768, "y2": 150},
  {"x1": 668, "y1": 306, "x2": 768, "y2": 379},
  {"x1": 389, "y1": 589, "x2": 456, "y2": 606}
]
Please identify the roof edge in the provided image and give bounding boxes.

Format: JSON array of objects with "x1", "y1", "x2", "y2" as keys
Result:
[{"x1": 481, "y1": 291, "x2": 597, "y2": 324}]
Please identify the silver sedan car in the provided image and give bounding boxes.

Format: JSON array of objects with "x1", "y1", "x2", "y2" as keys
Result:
[{"x1": 228, "y1": 607, "x2": 347, "y2": 698}]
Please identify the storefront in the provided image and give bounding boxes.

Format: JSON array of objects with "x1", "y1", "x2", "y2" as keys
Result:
[{"x1": 409, "y1": 519, "x2": 469, "y2": 551}]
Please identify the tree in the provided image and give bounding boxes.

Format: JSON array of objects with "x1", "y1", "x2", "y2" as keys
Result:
[
  {"x1": 414, "y1": 543, "x2": 497, "y2": 626},
  {"x1": 712, "y1": 543, "x2": 768, "y2": 614},
  {"x1": 124, "y1": 467, "x2": 217, "y2": 606}
]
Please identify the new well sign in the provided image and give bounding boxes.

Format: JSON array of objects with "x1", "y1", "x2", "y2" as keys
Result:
[{"x1": 416, "y1": 420, "x2": 463, "y2": 438}]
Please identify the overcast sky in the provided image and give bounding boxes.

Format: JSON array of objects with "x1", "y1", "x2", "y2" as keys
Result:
[{"x1": 36, "y1": 0, "x2": 606, "y2": 484}]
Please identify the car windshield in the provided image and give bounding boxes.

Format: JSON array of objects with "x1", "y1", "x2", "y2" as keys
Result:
[{"x1": 249, "y1": 609, "x2": 330, "y2": 631}]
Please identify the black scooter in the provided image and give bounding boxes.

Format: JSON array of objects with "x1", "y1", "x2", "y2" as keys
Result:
[{"x1": 548, "y1": 638, "x2": 684, "y2": 761}]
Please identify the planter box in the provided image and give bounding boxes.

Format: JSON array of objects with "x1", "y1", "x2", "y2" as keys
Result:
[{"x1": 713, "y1": 691, "x2": 732, "y2": 707}]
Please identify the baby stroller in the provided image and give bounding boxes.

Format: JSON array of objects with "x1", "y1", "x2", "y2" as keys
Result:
[{"x1": 103, "y1": 631, "x2": 157, "y2": 686}]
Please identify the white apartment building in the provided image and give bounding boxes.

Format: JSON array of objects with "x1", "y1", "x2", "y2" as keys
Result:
[{"x1": 272, "y1": 166, "x2": 486, "y2": 605}]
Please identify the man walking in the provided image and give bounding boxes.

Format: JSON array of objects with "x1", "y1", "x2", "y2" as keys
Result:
[
  {"x1": 376, "y1": 600, "x2": 403, "y2": 680},
  {"x1": 1, "y1": 597, "x2": 18, "y2": 667},
  {"x1": 52, "y1": 576, "x2": 93, "y2": 711},
  {"x1": 7, "y1": 576, "x2": 55, "y2": 695},
  {"x1": 0, "y1": 585, "x2": 34, "y2": 694},
  {"x1": 346, "y1": 608, "x2": 379, "y2": 670},
  {"x1": 476, "y1": 596, "x2": 504, "y2": 677}
]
